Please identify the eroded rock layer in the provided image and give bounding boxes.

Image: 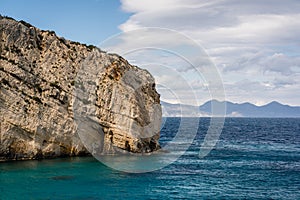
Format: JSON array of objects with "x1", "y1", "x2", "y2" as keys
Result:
[{"x1": 0, "y1": 16, "x2": 161, "y2": 161}]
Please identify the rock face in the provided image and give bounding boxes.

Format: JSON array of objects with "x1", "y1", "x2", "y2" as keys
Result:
[{"x1": 0, "y1": 16, "x2": 162, "y2": 161}]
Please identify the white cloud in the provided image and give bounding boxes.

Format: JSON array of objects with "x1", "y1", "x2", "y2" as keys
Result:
[
  {"x1": 229, "y1": 112, "x2": 243, "y2": 117},
  {"x1": 261, "y1": 53, "x2": 300, "y2": 75},
  {"x1": 115, "y1": 0, "x2": 300, "y2": 106}
]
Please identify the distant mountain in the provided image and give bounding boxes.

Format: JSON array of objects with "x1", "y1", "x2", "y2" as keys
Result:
[
  {"x1": 161, "y1": 100, "x2": 300, "y2": 117},
  {"x1": 161, "y1": 101, "x2": 199, "y2": 117}
]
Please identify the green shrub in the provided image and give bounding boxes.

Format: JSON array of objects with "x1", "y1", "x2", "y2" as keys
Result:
[{"x1": 19, "y1": 20, "x2": 32, "y2": 28}]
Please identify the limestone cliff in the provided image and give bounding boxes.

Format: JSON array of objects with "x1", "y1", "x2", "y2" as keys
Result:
[{"x1": 0, "y1": 16, "x2": 162, "y2": 161}]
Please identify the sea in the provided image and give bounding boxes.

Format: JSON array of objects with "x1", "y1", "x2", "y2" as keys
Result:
[{"x1": 1, "y1": 118, "x2": 299, "y2": 199}]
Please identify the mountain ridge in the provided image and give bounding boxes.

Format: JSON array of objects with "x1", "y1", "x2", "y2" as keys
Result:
[{"x1": 161, "y1": 100, "x2": 300, "y2": 117}]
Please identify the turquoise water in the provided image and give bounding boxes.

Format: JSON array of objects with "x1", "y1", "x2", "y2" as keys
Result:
[{"x1": 1, "y1": 118, "x2": 300, "y2": 199}]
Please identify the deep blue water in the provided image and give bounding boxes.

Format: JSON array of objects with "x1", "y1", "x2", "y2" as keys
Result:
[{"x1": 1, "y1": 118, "x2": 300, "y2": 199}]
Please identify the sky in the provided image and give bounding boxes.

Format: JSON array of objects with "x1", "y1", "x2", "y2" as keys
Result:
[{"x1": 1, "y1": 0, "x2": 299, "y2": 106}]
